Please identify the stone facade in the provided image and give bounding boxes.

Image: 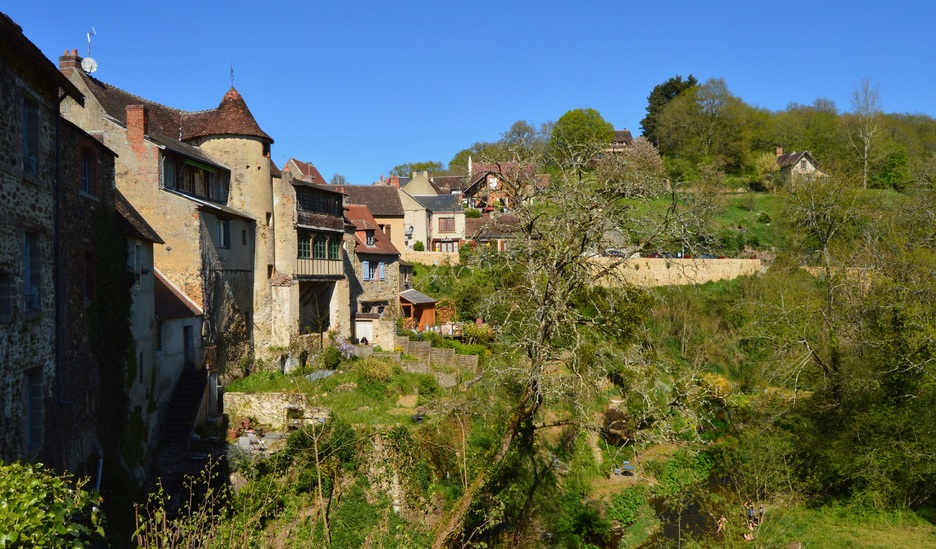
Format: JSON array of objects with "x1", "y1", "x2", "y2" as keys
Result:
[
  {"x1": 59, "y1": 55, "x2": 261, "y2": 371},
  {"x1": 224, "y1": 391, "x2": 328, "y2": 431},
  {"x1": 270, "y1": 172, "x2": 351, "y2": 348}
]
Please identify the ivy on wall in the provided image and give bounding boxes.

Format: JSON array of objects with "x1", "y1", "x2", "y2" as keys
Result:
[{"x1": 87, "y1": 208, "x2": 135, "y2": 461}]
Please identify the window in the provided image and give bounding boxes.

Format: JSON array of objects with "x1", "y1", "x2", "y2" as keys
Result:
[
  {"x1": 26, "y1": 370, "x2": 43, "y2": 450},
  {"x1": 328, "y1": 237, "x2": 341, "y2": 260},
  {"x1": 23, "y1": 97, "x2": 40, "y2": 176},
  {"x1": 134, "y1": 244, "x2": 142, "y2": 288},
  {"x1": 81, "y1": 149, "x2": 98, "y2": 195},
  {"x1": 381, "y1": 224, "x2": 391, "y2": 241},
  {"x1": 363, "y1": 261, "x2": 382, "y2": 281},
  {"x1": 0, "y1": 273, "x2": 12, "y2": 321},
  {"x1": 365, "y1": 230, "x2": 375, "y2": 246},
  {"x1": 162, "y1": 156, "x2": 176, "y2": 189},
  {"x1": 217, "y1": 219, "x2": 230, "y2": 248},
  {"x1": 84, "y1": 251, "x2": 96, "y2": 300},
  {"x1": 439, "y1": 217, "x2": 455, "y2": 233},
  {"x1": 298, "y1": 232, "x2": 311, "y2": 258},
  {"x1": 24, "y1": 233, "x2": 40, "y2": 312},
  {"x1": 800, "y1": 159, "x2": 807, "y2": 171},
  {"x1": 313, "y1": 234, "x2": 327, "y2": 259}
]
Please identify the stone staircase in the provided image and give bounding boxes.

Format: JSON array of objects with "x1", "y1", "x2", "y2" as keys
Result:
[{"x1": 161, "y1": 367, "x2": 207, "y2": 446}]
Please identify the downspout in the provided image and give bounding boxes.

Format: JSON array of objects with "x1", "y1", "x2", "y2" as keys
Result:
[{"x1": 93, "y1": 446, "x2": 104, "y2": 492}]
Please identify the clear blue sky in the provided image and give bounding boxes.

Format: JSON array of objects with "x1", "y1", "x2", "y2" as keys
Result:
[{"x1": 8, "y1": 1, "x2": 936, "y2": 184}]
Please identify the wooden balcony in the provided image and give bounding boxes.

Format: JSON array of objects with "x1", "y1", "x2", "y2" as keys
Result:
[{"x1": 296, "y1": 257, "x2": 344, "y2": 278}]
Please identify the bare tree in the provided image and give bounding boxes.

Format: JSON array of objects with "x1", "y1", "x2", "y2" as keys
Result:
[
  {"x1": 847, "y1": 77, "x2": 881, "y2": 189},
  {"x1": 430, "y1": 133, "x2": 697, "y2": 547}
]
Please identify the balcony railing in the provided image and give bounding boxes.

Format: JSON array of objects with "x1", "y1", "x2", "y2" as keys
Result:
[{"x1": 297, "y1": 257, "x2": 344, "y2": 277}]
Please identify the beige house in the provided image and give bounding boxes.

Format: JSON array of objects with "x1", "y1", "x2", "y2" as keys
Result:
[
  {"x1": 58, "y1": 51, "x2": 277, "y2": 370},
  {"x1": 399, "y1": 171, "x2": 465, "y2": 251}
]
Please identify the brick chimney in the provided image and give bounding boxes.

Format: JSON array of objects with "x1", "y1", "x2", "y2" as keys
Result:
[
  {"x1": 59, "y1": 49, "x2": 81, "y2": 78},
  {"x1": 126, "y1": 105, "x2": 148, "y2": 148},
  {"x1": 776, "y1": 146, "x2": 784, "y2": 157},
  {"x1": 388, "y1": 175, "x2": 400, "y2": 189}
]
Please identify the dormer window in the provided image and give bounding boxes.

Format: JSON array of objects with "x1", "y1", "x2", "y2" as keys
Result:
[{"x1": 365, "y1": 230, "x2": 375, "y2": 246}]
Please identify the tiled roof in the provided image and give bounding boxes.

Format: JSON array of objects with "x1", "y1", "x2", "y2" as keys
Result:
[
  {"x1": 148, "y1": 133, "x2": 228, "y2": 171},
  {"x1": 269, "y1": 158, "x2": 282, "y2": 178},
  {"x1": 287, "y1": 158, "x2": 327, "y2": 184},
  {"x1": 114, "y1": 191, "x2": 164, "y2": 244},
  {"x1": 345, "y1": 204, "x2": 400, "y2": 256},
  {"x1": 165, "y1": 189, "x2": 255, "y2": 221},
  {"x1": 73, "y1": 69, "x2": 271, "y2": 142},
  {"x1": 400, "y1": 289, "x2": 436, "y2": 305},
  {"x1": 414, "y1": 194, "x2": 463, "y2": 213},
  {"x1": 339, "y1": 185, "x2": 404, "y2": 217},
  {"x1": 154, "y1": 269, "x2": 202, "y2": 319},
  {"x1": 465, "y1": 214, "x2": 521, "y2": 239},
  {"x1": 777, "y1": 150, "x2": 816, "y2": 168},
  {"x1": 184, "y1": 88, "x2": 272, "y2": 141},
  {"x1": 430, "y1": 175, "x2": 470, "y2": 194}
]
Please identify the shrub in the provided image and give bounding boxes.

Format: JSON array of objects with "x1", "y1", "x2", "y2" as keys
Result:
[
  {"x1": 0, "y1": 462, "x2": 105, "y2": 547},
  {"x1": 323, "y1": 346, "x2": 342, "y2": 370},
  {"x1": 465, "y1": 208, "x2": 481, "y2": 218},
  {"x1": 354, "y1": 357, "x2": 396, "y2": 382},
  {"x1": 413, "y1": 241, "x2": 425, "y2": 251},
  {"x1": 608, "y1": 486, "x2": 649, "y2": 525}
]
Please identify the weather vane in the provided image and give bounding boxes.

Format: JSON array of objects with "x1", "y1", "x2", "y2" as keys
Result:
[{"x1": 230, "y1": 64, "x2": 235, "y2": 87}]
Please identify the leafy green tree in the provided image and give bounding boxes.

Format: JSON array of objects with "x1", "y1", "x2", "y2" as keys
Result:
[
  {"x1": 0, "y1": 462, "x2": 104, "y2": 547},
  {"x1": 640, "y1": 74, "x2": 698, "y2": 147},
  {"x1": 390, "y1": 161, "x2": 444, "y2": 177},
  {"x1": 548, "y1": 107, "x2": 615, "y2": 171}
]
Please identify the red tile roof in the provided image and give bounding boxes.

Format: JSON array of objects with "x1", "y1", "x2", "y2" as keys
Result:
[
  {"x1": 345, "y1": 204, "x2": 400, "y2": 256},
  {"x1": 287, "y1": 158, "x2": 327, "y2": 184},
  {"x1": 69, "y1": 66, "x2": 271, "y2": 142}
]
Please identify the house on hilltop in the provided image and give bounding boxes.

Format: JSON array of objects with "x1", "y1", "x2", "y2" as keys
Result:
[{"x1": 776, "y1": 148, "x2": 824, "y2": 185}]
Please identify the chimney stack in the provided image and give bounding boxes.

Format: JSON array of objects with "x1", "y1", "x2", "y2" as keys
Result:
[
  {"x1": 388, "y1": 175, "x2": 400, "y2": 189},
  {"x1": 58, "y1": 49, "x2": 81, "y2": 77},
  {"x1": 126, "y1": 105, "x2": 148, "y2": 146}
]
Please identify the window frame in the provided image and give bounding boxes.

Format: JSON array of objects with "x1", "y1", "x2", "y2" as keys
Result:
[
  {"x1": 80, "y1": 148, "x2": 99, "y2": 196},
  {"x1": 439, "y1": 217, "x2": 455, "y2": 233},
  {"x1": 23, "y1": 96, "x2": 40, "y2": 177},
  {"x1": 328, "y1": 236, "x2": 341, "y2": 260},
  {"x1": 217, "y1": 218, "x2": 231, "y2": 249}
]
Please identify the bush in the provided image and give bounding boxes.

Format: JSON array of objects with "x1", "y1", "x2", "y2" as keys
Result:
[
  {"x1": 413, "y1": 241, "x2": 425, "y2": 251},
  {"x1": 465, "y1": 208, "x2": 481, "y2": 218},
  {"x1": 0, "y1": 462, "x2": 105, "y2": 547},
  {"x1": 323, "y1": 346, "x2": 342, "y2": 370},
  {"x1": 608, "y1": 486, "x2": 649, "y2": 525}
]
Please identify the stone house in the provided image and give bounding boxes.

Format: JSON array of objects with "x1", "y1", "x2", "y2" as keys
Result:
[
  {"x1": 776, "y1": 148, "x2": 823, "y2": 185},
  {"x1": 0, "y1": 12, "x2": 118, "y2": 471},
  {"x1": 57, "y1": 51, "x2": 279, "y2": 371},
  {"x1": 270, "y1": 171, "x2": 351, "y2": 346},
  {"x1": 345, "y1": 204, "x2": 402, "y2": 346}
]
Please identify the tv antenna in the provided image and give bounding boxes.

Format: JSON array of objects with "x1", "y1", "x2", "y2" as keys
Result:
[{"x1": 82, "y1": 27, "x2": 98, "y2": 73}]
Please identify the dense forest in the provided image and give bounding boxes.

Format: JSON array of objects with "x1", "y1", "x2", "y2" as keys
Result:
[{"x1": 10, "y1": 75, "x2": 936, "y2": 548}]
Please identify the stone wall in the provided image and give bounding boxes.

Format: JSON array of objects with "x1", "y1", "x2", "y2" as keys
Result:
[
  {"x1": 392, "y1": 336, "x2": 480, "y2": 388},
  {"x1": 401, "y1": 250, "x2": 460, "y2": 266},
  {"x1": 593, "y1": 257, "x2": 763, "y2": 288},
  {"x1": 224, "y1": 391, "x2": 329, "y2": 431}
]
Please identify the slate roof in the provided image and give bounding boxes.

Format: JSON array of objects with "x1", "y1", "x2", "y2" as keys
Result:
[
  {"x1": 154, "y1": 269, "x2": 202, "y2": 319},
  {"x1": 345, "y1": 204, "x2": 400, "y2": 256},
  {"x1": 400, "y1": 289, "x2": 436, "y2": 305},
  {"x1": 414, "y1": 194, "x2": 463, "y2": 213},
  {"x1": 72, "y1": 65, "x2": 271, "y2": 142},
  {"x1": 115, "y1": 191, "x2": 164, "y2": 244},
  {"x1": 165, "y1": 189, "x2": 255, "y2": 221},
  {"x1": 339, "y1": 185, "x2": 404, "y2": 217},
  {"x1": 777, "y1": 150, "x2": 817, "y2": 168}
]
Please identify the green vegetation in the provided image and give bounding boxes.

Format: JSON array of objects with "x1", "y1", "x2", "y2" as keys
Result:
[{"x1": 0, "y1": 462, "x2": 104, "y2": 547}]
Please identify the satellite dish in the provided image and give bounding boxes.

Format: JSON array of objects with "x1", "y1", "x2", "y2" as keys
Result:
[{"x1": 81, "y1": 57, "x2": 98, "y2": 73}]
